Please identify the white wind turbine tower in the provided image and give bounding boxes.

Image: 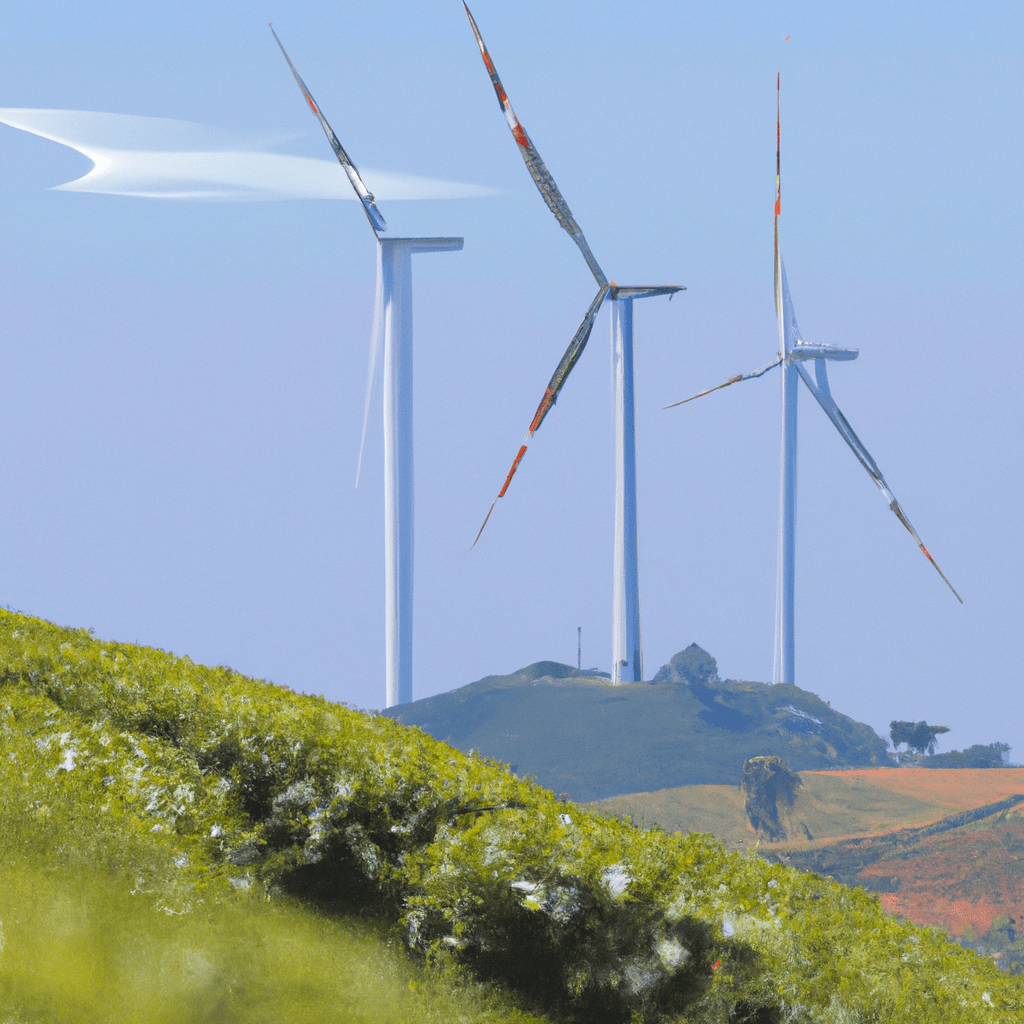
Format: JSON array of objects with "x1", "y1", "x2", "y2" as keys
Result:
[
  {"x1": 610, "y1": 288, "x2": 681, "y2": 682},
  {"x1": 272, "y1": 27, "x2": 462, "y2": 707},
  {"x1": 463, "y1": 5, "x2": 682, "y2": 684},
  {"x1": 666, "y1": 77, "x2": 961, "y2": 687}
]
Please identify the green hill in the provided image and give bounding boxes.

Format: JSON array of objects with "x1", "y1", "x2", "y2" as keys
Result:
[
  {"x1": 2, "y1": 610, "x2": 1020, "y2": 1023},
  {"x1": 383, "y1": 645, "x2": 890, "y2": 800}
]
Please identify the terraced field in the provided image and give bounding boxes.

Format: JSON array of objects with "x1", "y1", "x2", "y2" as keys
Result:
[{"x1": 590, "y1": 768, "x2": 1024, "y2": 948}]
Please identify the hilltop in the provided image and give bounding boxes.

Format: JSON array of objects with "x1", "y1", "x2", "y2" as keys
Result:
[{"x1": 383, "y1": 644, "x2": 889, "y2": 800}]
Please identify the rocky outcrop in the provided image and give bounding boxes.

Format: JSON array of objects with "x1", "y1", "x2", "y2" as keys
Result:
[
  {"x1": 651, "y1": 643, "x2": 719, "y2": 686},
  {"x1": 741, "y1": 756, "x2": 808, "y2": 842}
]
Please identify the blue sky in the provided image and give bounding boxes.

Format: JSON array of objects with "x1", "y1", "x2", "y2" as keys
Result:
[{"x1": 1, "y1": 0, "x2": 1021, "y2": 762}]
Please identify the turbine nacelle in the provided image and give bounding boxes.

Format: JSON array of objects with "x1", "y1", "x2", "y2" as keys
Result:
[
  {"x1": 610, "y1": 285, "x2": 685, "y2": 301},
  {"x1": 788, "y1": 343, "x2": 858, "y2": 362},
  {"x1": 379, "y1": 237, "x2": 464, "y2": 255}
]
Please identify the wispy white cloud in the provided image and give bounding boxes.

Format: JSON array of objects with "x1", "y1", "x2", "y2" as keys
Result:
[{"x1": 0, "y1": 109, "x2": 499, "y2": 202}]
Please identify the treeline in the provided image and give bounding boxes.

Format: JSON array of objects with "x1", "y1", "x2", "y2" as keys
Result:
[{"x1": 922, "y1": 743, "x2": 1012, "y2": 768}]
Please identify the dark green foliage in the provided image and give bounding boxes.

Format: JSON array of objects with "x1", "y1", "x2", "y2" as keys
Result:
[
  {"x1": 922, "y1": 743, "x2": 1012, "y2": 768},
  {"x1": 1, "y1": 611, "x2": 1021, "y2": 1023},
  {"x1": 961, "y1": 915, "x2": 1024, "y2": 975},
  {"x1": 385, "y1": 645, "x2": 891, "y2": 800},
  {"x1": 889, "y1": 720, "x2": 950, "y2": 754},
  {"x1": 728, "y1": 1001, "x2": 781, "y2": 1024}
]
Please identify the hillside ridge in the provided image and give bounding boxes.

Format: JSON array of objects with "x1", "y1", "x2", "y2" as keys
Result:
[{"x1": 385, "y1": 643, "x2": 890, "y2": 800}]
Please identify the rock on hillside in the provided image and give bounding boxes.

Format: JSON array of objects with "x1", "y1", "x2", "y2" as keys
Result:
[{"x1": 383, "y1": 644, "x2": 891, "y2": 801}]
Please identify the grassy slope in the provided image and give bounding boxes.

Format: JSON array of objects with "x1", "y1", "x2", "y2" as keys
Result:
[
  {"x1": 382, "y1": 647, "x2": 890, "y2": 800},
  {"x1": 1, "y1": 854, "x2": 541, "y2": 1024},
  {"x1": 0, "y1": 656, "x2": 547, "y2": 1023},
  {"x1": 1, "y1": 611, "x2": 1021, "y2": 1023},
  {"x1": 590, "y1": 769, "x2": 1024, "y2": 853}
]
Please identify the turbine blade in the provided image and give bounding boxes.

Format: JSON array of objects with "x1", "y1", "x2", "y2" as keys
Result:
[
  {"x1": 355, "y1": 247, "x2": 385, "y2": 488},
  {"x1": 663, "y1": 357, "x2": 782, "y2": 409},
  {"x1": 462, "y1": 3, "x2": 607, "y2": 288},
  {"x1": 269, "y1": 24, "x2": 386, "y2": 234},
  {"x1": 775, "y1": 73, "x2": 781, "y2": 222},
  {"x1": 471, "y1": 444, "x2": 527, "y2": 548},
  {"x1": 888, "y1": 499, "x2": 964, "y2": 603},
  {"x1": 777, "y1": 73, "x2": 957, "y2": 602},
  {"x1": 611, "y1": 285, "x2": 685, "y2": 300},
  {"x1": 528, "y1": 286, "x2": 608, "y2": 435},
  {"x1": 472, "y1": 286, "x2": 608, "y2": 546},
  {"x1": 472, "y1": 499, "x2": 499, "y2": 549},
  {"x1": 795, "y1": 358, "x2": 962, "y2": 603}
]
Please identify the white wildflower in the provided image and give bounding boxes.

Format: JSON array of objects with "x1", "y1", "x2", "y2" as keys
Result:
[
  {"x1": 604, "y1": 864, "x2": 631, "y2": 899},
  {"x1": 657, "y1": 936, "x2": 687, "y2": 968}
]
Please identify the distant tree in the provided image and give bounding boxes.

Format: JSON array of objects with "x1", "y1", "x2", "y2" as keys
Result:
[{"x1": 889, "y1": 720, "x2": 950, "y2": 755}]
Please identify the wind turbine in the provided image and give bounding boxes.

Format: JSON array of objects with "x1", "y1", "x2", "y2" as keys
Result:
[
  {"x1": 463, "y1": 4, "x2": 682, "y2": 685},
  {"x1": 271, "y1": 26, "x2": 463, "y2": 708},
  {"x1": 666, "y1": 77, "x2": 961, "y2": 687}
]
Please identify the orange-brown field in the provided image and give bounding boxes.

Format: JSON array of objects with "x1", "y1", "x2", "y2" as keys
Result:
[
  {"x1": 589, "y1": 768, "x2": 1024, "y2": 938},
  {"x1": 865, "y1": 814, "x2": 1024, "y2": 936}
]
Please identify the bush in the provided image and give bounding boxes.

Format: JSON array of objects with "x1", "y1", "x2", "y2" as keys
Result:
[{"x1": 921, "y1": 743, "x2": 1012, "y2": 768}]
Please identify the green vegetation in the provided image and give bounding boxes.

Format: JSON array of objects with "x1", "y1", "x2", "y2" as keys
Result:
[
  {"x1": 385, "y1": 644, "x2": 891, "y2": 801},
  {"x1": 965, "y1": 915, "x2": 1024, "y2": 975},
  {"x1": 922, "y1": 743, "x2": 1012, "y2": 768},
  {"x1": 1, "y1": 610, "x2": 1022, "y2": 1022},
  {"x1": 890, "y1": 721, "x2": 950, "y2": 755}
]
